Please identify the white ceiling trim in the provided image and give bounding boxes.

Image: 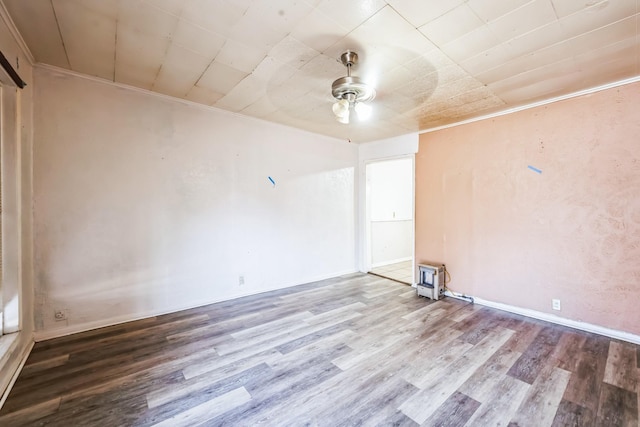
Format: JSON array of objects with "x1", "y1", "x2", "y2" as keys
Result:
[
  {"x1": 0, "y1": 0, "x2": 34, "y2": 65},
  {"x1": 421, "y1": 74, "x2": 640, "y2": 134}
]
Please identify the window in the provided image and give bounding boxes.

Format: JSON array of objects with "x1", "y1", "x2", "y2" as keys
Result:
[{"x1": 0, "y1": 74, "x2": 21, "y2": 336}]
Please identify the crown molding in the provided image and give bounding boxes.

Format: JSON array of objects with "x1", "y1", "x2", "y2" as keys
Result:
[
  {"x1": 421, "y1": 75, "x2": 640, "y2": 134},
  {"x1": 36, "y1": 61, "x2": 261, "y2": 121},
  {"x1": 34, "y1": 63, "x2": 349, "y2": 145},
  {"x1": 0, "y1": 1, "x2": 35, "y2": 65}
]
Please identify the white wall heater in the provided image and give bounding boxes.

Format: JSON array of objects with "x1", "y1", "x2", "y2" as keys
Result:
[{"x1": 417, "y1": 263, "x2": 445, "y2": 300}]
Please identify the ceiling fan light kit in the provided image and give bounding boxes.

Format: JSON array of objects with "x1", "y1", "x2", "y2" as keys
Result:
[{"x1": 331, "y1": 51, "x2": 375, "y2": 124}]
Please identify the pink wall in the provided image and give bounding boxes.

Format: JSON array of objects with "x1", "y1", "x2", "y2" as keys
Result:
[{"x1": 416, "y1": 81, "x2": 640, "y2": 336}]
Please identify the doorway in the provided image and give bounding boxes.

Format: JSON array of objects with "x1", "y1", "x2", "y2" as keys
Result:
[{"x1": 366, "y1": 157, "x2": 414, "y2": 284}]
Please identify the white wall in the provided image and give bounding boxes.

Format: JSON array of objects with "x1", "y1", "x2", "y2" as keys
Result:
[
  {"x1": 33, "y1": 66, "x2": 358, "y2": 339},
  {"x1": 369, "y1": 158, "x2": 413, "y2": 222},
  {"x1": 371, "y1": 221, "x2": 413, "y2": 266},
  {"x1": 368, "y1": 158, "x2": 413, "y2": 266},
  {"x1": 357, "y1": 134, "x2": 418, "y2": 271}
]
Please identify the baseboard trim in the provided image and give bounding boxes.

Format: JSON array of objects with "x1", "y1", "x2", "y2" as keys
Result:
[
  {"x1": 443, "y1": 291, "x2": 640, "y2": 345},
  {"x1": 0, "y1": 338, "x2": 33, "y2": 409},
  {"x1": 34, "y1": 269, "x2": 358, "y2": 342}
]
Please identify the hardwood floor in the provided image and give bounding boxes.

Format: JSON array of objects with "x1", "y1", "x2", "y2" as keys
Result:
[{"x1": 1, "y1": 273, "x2": 638, "y2": 426}]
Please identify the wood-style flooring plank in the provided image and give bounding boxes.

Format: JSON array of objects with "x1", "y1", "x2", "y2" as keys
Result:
[
  {"x1": 22, "y1": 316, "x2": 162, "y2": 364},
  {"x1": 507, "y1": 325, "x2": 564, "y2": 384},
  {"x1": 311, "y1": 371, "x2": 418, "y2": 426},
  {"x1": 399, "y1": 327, "x2": 513, "y2": 424},
  {"x1": 465, "y1": 375, "x2": 530, "y2": 427},
  {"x1": 2, "y1": 338, "x2": 220, "y2": 414},
  {"x1": 596, "y1": 383, "x2": 638, "y2": 427},
  {"x1": 0, "y1": 398, "x2": 61, "y2": 426},
  {"x1": 213, "y1": 309, "x2": 354, "y2": 358},
  {"x1": 399, "y1": 307, "x2": 453, "y2": 335},
  {"x1": 550, "y1": 330, "x2": 587, "y2": 371},
  {"x1": 182, "y1": 347, "x2": 278, "y2": 381},
  {"x1": 509, "y1": 365, "x2": 572, "y2": 427},
  {"x1": 352, "y1": 397, "x2": 420, "y2": 427},
  {"x1": 448, "y1": 302, "x2": 484, "y2": 322},
  {"x1": 603, "y1": 341, "x2": 638, "y2": 392},
  {"x1": 400, "y1": 299, "x2": 443, "y2": 322},
  {"x1": 562, "y1": 349, "x2": 607, "y2": 413},
  {"x1": 18, "y1": 354, "x2": 70, "y2": 377},
  {"x1": 228, "y1": 311, "x2": 313, "y2": 340},
  {"x1": 243, "y1": 342, "x2": 417, "y2": 425},
  {"x1": 1, "y1": 273, "x2": 639, "y2": 426},
  {"x1": 273, "y1": 321, "x2": 352, "y2": 355},
  {"x1": 148, "y1": 351, "x2": 280, "y2": 408},
  {"x1": 422, "y1": 391, "x2": 481, "y2": 427},
  {"x1": 501, "y1": 319, "x2": 544, "y2": 353},
  {"x1": 142, "y1": 363, "x2": 272, "y2": 425},
  {"x1": 305, "y1": 301, "x2": 366, "y2": 325},
  {"x1": 551, "y1": 399, "x2": 596, "y2": 427},
  {"x1": 456, "y1": 309, "x2": 507, "y2": 345},
  {"x1": 458, "y1": 345, "x2": 523, "y2": 402},
  {"x1": 209, "y1": 358, "x2": 344, "y2": 426},
  {"x1": 151, "y1": 386, "x2": 251, "y2": 427},
  {"x1": 266, "y1": 329, "x2": 355, "y2": 372},
  {"x1": 401, "y1": 337, "x2": 473, "y2": 389},
  {"x1": 42, "y1": 372, "x2": 182, "y2": 426},
  {"x1": 331, "y1": 330, "x2": 410, "y2": 370}
]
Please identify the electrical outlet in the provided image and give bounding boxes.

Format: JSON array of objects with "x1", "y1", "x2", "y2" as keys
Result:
[
  {"x1": 238, "y1": 275, "x2": 245, "y2": 286},
  {"x1": 552, "y1": 299, "x2": 561, "y2": 311},
  {"x1": 54, "y1": 309, "x2": 67, "y2": 321}
]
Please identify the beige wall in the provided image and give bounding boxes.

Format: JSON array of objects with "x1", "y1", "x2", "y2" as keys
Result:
[{"x1": 416, "y1": 82, "x2": 640, "y2": 336}]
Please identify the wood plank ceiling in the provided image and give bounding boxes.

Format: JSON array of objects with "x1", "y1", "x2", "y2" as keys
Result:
[{"x1": 4, "y1": 0, "x2": 639, "y2": 142}]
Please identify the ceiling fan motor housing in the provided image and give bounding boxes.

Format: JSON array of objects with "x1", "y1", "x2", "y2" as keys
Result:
[{"x1": 331, "y1": 51, "x2": 376, "y2": 103}]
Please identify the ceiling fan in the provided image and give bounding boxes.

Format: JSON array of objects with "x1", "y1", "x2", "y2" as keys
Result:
[{"x1": 331, "y1": 51, "x2": 376, "y2": 124}]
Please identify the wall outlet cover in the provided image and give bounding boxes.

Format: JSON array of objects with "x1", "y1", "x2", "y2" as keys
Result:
[
  {"x1": 552, "y1": 299, "x2": 561, "y2": 311},
  {"x1": 54, "y1": 309, "x2": 67, "y2": 321}
]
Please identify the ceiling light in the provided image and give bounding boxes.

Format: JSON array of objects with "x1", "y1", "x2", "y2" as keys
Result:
[
  {"x1": 331, "y1": 51, "x2": 375, "y2": 124},
  {"x1": 332, "y1": 99, "x2": 350, "y2": 118},
  {"x1": 336, "y1": 114, "x2": 349, "y2": 124},
  {"x1": 354, "y1": 102, "x2": 372, "y2": 120}
]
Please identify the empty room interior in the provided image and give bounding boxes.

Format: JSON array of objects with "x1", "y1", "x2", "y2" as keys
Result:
[{"x1": 0, "y1": 0, "x2": 638, "y2": 425}]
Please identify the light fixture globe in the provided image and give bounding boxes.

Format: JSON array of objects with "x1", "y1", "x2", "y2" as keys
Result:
[
  {"x1": 354, "y1": 102, "x2": 372, "y2": 120},
  {"x1": 332, "y1": 99, "x2": 350, "y2": 118},
  {"x1": 335, "y1": 114, "x2": 349, "y2": 124},
  {"x1": 330, "y1": 51, "x2": 376, "y2": 124}
]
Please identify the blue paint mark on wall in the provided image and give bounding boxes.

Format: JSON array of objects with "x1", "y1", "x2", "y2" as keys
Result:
[{"x1": 527, "y1": 165, "x2": 542, "y2": 174}]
